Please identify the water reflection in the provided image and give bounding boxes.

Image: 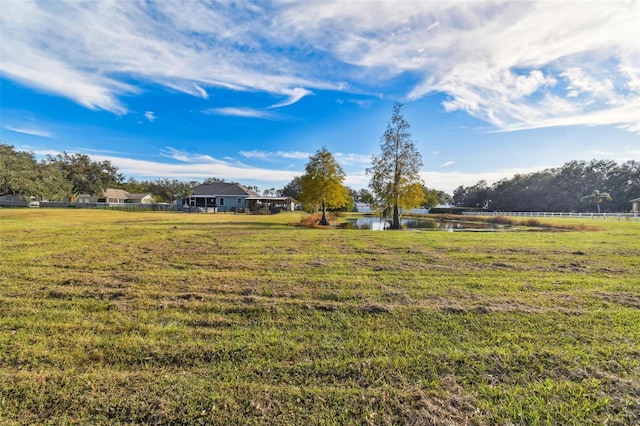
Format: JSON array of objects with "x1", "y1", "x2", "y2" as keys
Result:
[{"x1": 343, "y1": 216, "x2": 501, "y2": 231}]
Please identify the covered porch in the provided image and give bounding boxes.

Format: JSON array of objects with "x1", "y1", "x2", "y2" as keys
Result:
[{"x1": 246, "y1": 196, "x2": 296, "y2": 212}]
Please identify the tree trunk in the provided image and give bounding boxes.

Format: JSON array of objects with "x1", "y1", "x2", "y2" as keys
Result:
[
  {"x1": 391, "y1": 203, "x2": 401, "y2": 229},
  {"x1": 320, "y1": 202, "x2": 329, "y2": 225}
]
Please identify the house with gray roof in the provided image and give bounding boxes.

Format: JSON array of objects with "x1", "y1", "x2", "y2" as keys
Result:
[{"x1": 186, "y1": 182, "x2": 295, "y2": 212}]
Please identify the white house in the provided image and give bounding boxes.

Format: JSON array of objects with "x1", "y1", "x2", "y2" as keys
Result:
[{"x1": 631, "y1": 197, "x2": 640, "y2": 214}]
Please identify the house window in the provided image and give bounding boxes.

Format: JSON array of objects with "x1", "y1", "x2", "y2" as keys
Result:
[
  {"x1": 237, "y1": 198, "x2": 242, "y2": 204},
  {"x1": 219, "y1": 198, "x2": 224, "y2": 206}
]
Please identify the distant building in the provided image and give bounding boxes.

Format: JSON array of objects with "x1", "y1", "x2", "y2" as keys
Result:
[
  {"x1": 76, "y1": 189, "x2": 155, "y2": 204},
  {"x1": 187, "y1": 182, "x2": 295, "y2": 212}
]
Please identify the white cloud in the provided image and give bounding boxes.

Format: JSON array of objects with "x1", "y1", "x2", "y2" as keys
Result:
[
  {"x1": 346, "y1": 166, "x2": 553, "y2": 194},
  {"x1": 202, "y1": 107, "x2": 280, "y2": 120},
  {"x1": 269, "y1": 88, "x2": 313, "y2": 109},
  {"x1": 1, "y1": 0, "x2": 638, "y2": 132},
  {"x1": 160, "y1": 147, "x2": 219, "y2": 164},
  {"x1": 144, "y1": 111, "x2": 156, "y2": 122},
  {"x1": 420, "y1": 167, "x2": 550, "y2": 194},
  {"x1": 91, "y1": 152, "x2": 299, "y2": 184},
  {"x1": 192, "y1": 83, "x2": 208, "y2": 99},
  {"x1": 588, "y1": 150, "x2": 616, "y2": 156},
  {"x1": 2, "y1": 125, "x2": 53, "y2": 138},
  {"x1": 335, "y1": 152, "x2": 372, "y2": 166},
  {"x1": 239, "y1": 150, "x2": 311, "y2": 160},
  {"x1": 277, "y1": 0, "x2": 639, "y2": 132},
  {"x1": 0, "y1": 1, "x2": 326, "y2": 114},
  {"x1": 440, "y1": 161, "x2": 455, "y2": 167}
]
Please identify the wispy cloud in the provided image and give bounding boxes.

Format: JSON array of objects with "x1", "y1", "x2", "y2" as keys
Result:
[
  {"x1": 160, "y1": 147, "x2": 219, "y2": 163},
  {"x1": 279, "y1": 1, "x2": 640, "y2": 132},
  {"x1": 421, "y1": 167, "x2": 557, "y2": 194},
  {"x1": 2, "y1": 125, "x2": 53, "y2": 138},
  {"x1": 144, "y1": 111, "x2": 156, "y2": 122},
  {"x1": 192, "y1": 83, "x2": 208, "y2": 99},
  {"x1": 239, "y1": 150, "x2": 372, "y2": 167},
  {"x1": 335, "y1": 153, "x2": 372, "y2": 166},
  {"x1": 90, "y1": 152, "x2": 300, "y2": 184},
  {"x1": 269, "y1": 88, "x2": 312, "y2": 109},
  {"x1": 2, "y1": 0, "x2": 638, "y2": 132},
  {"x1": 203, "y1": 107, "x2": 280, "y2": 120},
  {"x1": 239, "y1": 150, "x2": 311, "y2": 160},
  {"x1": 440, "y1": 161, "x2": 455, "y2": 167}
]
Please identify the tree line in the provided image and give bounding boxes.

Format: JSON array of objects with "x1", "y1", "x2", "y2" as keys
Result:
[
  {"x1": 6, "y1": 108, "x2": 636, "y2": 218},
  {"x1": 452, "y1": 159, "x2": 640, "y2": 212},
  {"x1": 1, "y1": 143, "x2": 121, "y2": 202},
  {"x1": 2, "y1": 104, "x2": 429, "y2": 229},
  {"x1": 0, "y1": 143, "x2": 201, "y2": 203}
]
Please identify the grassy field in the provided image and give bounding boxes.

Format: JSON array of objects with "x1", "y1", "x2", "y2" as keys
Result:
[{"x1": 1, "y1": 209, "x2": 638, "y2": 425}]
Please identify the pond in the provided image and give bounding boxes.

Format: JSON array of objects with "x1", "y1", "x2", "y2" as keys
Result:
[{"x1": 342, "y1": 216, "x2": 504, "y2": 231}]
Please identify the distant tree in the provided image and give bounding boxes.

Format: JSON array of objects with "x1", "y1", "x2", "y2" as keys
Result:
[
  {"x1": 347, "y1": 187, "x2": 358, "y2": 202},
  {"x1": 118, "y1": 177, "x2": 151, "y2": 194},
  {"x1": 422, "y1": 187, "x2": 451, "y2": 209},
  {"x1": 263, "y1": 188, "x2": 276, "y2": 197},
  {"x1": 437, "y1": 190, "x2": 453, "y2": 206},
  {"x1": 453, "y1": 180, "x2": 490, "y2": 208},
  {"x1": 279, "y1": 176, "x2": 303, "y2": 200},
  {"x1": 300, "y1": 147, "x2": 349, "y2": 225},
  {"x1": 357, "y1": 188, "x2": 375, "y2": 206},
  {"x1": 367, "y1": 103, "x2": 425, "y2": 229},
  {"x1": 431, "y1": 159, "x2": 639, "y2": 213},
  {"x1": 580, "y1": 189, "x2": 611, "y2": 213},
  {"x1": 36, "y1": 159, "x2": 73, "y2": 200},
  {"x1": 51, "y1": 152, "x2": 122, "y2": 201},
  {"x1": 0, "y1": 143, "x2": 39, "y2": 197},
  {"x1": 0, "y1": 143, "x2": 70, "y2": 200},
  {"x1": 203, "y1": 177, "x2": 226, "y2": 184},
  {"x1": 604, "y1": 160, "x2": 640, "y2": 211},
  {"x1": 148, "y1": 178, "x2": 193, "y2": 203}
]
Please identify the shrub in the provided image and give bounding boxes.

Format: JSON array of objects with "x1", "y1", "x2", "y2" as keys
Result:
[{"x1": 298, "y1": 212, "x2": 339, "y2": 228}]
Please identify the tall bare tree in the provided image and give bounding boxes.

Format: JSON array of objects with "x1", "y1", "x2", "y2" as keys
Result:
[{"x1": 367, "y1": 103, "x2": 425, "y2": 229}]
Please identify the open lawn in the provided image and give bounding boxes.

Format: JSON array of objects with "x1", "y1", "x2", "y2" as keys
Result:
[{"x1": 1, "y1": 209, "x2": 639, "y2": 425}]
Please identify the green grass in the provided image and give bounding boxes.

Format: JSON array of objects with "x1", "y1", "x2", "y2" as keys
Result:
[{"x1": 1, "y1": 209, "x2": 639, "y2": 425}]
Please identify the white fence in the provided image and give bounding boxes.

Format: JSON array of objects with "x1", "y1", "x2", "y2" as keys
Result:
[{"x1": 462, "y1": 211, "x2": 638, "y2": 221}]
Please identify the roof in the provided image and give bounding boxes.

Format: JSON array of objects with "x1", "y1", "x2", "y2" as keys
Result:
[
  {"x1": 192, "y1": 182, "x2": 260, "y2": 197},
  {"x1": 631, "y1": 197, "x2": 640, "y2": 202},
  {"x1": 246, "y1": 196, "x2": 295, "y2": 201},
  {"x1": 103, "y1": 189, "x2": 129, "y2": 199},
  {"x1": 103, "y1": 189, "x2": 151, "y2": 200},
  {"x1": 126, "y1": 193, "x2": 152, "y2": 200}
]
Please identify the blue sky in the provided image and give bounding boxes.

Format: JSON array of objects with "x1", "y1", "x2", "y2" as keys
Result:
[{"x1": 1, "y1": 0, "x2": 638, "y2": 194}]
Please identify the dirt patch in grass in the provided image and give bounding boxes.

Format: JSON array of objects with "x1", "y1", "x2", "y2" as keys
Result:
[
  {"x1": 438, "y1": 301, "x2": 544, "y2": 314},
  {"x1": 394, "y1": 376, "x2": 483, "y2": 425},
  {"x1": 594, "y1": 292, "x2": 640, "y2": 309},
  {"x1": 298, "y1": 212, "x2": 341, "y2": 228}
]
